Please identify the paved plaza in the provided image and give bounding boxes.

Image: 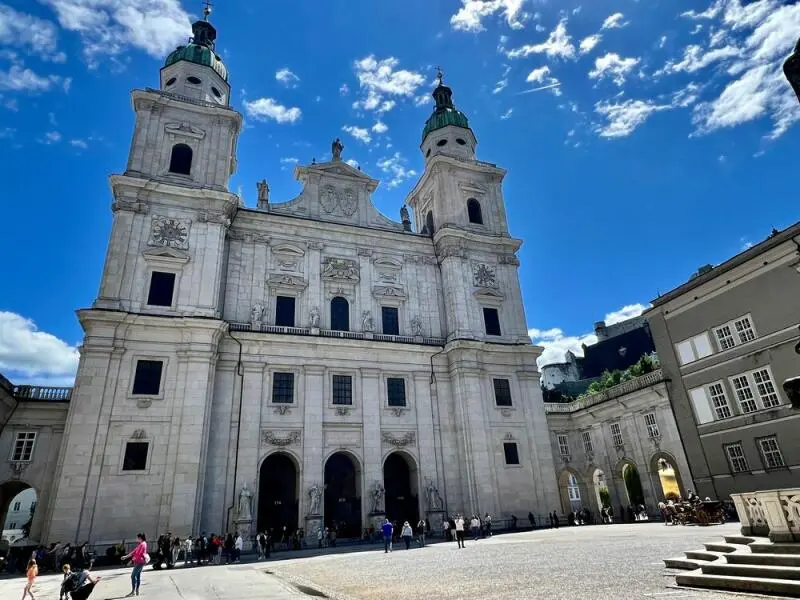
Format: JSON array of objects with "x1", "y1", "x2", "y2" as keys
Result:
[{"x1": 0, "y1": 523, "x2": 777, "y2": 600}]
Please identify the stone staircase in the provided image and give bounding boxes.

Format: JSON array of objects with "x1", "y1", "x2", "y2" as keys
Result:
[{"x1": 664, "y1": 535, "x2": 800, "y2": 596}]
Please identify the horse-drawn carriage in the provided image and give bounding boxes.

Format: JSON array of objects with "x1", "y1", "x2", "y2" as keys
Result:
[{"x1": 666, "y1": 500, "x2": 726, "y2": 526}]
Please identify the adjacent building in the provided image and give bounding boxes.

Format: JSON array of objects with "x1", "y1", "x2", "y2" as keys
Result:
[{"x1": 645, "y1": 223, "x2": 800, "y2": 500}]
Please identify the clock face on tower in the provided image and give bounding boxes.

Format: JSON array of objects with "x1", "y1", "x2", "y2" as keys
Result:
[{"x1": 148, "y1": 216, "x2": 190, "y2": 250}]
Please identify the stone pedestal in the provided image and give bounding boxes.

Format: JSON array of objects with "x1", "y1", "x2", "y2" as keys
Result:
[
  {"x1": 369, "y1": 512, "x2": 387, "y2": 533},
  {"x1": 311, "y1": 327, "x2": 320, "y2": 335},
  {"x1": 305, "y1": 514, "x2": 323, "y2": 539},
  {"x1": 233, "y1": 517, "x2": 253, "y2": 540},
  {"x1": 427, "y1": 510, "x2": 447, "y2": 537},
  {"x1": 364, "y1": 332, "x2": 374, "y2": 340}
]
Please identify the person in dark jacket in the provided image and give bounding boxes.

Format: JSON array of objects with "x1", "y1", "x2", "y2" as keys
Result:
[{"x1": 381, "y1": 519, "x2": 393, "y2": 553}]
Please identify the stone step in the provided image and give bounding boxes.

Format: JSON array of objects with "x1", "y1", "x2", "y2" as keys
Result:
[
  {"x1": 724, "y1": 535, "x2": 757, "y2": 545},
  {"x1": 677, "y1": 572, "x2": 800, "y2": 595},
  {"x1": 703, "y1": 542, "x2": 737, "y2": 553},
  {"x1": 664, "y1": 556, "x2": 705, "y2": 570},
  {"x1": 685, "y1": 550, "x2": 723, "y2": 562},
  {"x1": 726, "y1": 553, "x2": 800, "y2": 568},
  {"x1": 702, "y1": 562, "x2": 800, "y2": 581},
  {"x1": 751, "y1": 543, "x2": 800, "y2": 555}
]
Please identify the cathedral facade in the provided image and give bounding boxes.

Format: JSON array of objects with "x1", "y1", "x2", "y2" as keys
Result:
[{"x1": 40, "y1": 16, "x2": 559, "y2": 544}]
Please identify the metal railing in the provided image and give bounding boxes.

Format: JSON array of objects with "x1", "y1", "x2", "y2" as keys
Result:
[
  {"x1": 229, "y1": 322, "x2": 445, "y2": 346},
  {"x1": 13, "y1": 385, "x2": 73, "y2": 402},
  {"x1": 543, "y1": 369, "x2": 666, "y2": 414}
]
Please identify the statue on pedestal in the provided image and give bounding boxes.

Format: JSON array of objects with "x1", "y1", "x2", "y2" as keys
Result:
[
  {"x1": 251, "y1": 303, "x2": 264, "y2": 324},
  {"x1": 238, "y1": 483, "x2": 253, "y2": 521},
  {"x1": 308, "y1": 483, "x2": 323, "y2": 515},
  {"x1": 332, "y1": 138, "x2": 344, "y2": 161},
  {"x1": 362, "y1": 311, "x2": 375, "y2": 333},
  {"x1": 425, "y1": 479, "x2": 443, "y2": 511},
  {"x1": 370, "y1": 482, "x2": 385, "y2": 514},
  {"x1": 309, "y1": 306, "x2": 320, "y2": 328},
  {"x1": 257, "y1": 179, "x2": 270, "y2": 208}
]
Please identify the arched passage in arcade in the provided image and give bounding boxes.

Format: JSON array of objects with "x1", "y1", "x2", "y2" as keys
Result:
[
  {"x1": 383, "y1": 452, "x2": 419, "y2": 526},
  {"x1": 650, "y1": 452, "x2": 685, "y2": 501},
  {"x1": 257, "y1": 453, "x2": 299, "y2": 535},
  {"x1": 323, "y1": 451, "x2": 362, "y2": 538},
  {"x1": 557, "y1": 468, "x2": 585, "y2": 515}
]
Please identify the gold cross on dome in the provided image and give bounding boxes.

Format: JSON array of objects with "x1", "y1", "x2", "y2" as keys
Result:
[
  {"x1": 436, "y1": 66, "x2": 444, "y2": 85},
  {"x1": 203, "y1": 0, "x2": 213, "y2": 20}
]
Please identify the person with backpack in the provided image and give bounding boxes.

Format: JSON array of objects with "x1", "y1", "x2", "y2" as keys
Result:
[
  {"x1": 121, "y1": 533, "x2": 148, "y2": 597},
  {"x1": 60, "y1": 564, "x2": 101, "y2": 600}
]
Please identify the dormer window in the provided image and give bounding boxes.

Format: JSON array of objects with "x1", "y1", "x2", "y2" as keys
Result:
[
  {"x1": 187, "y1": 76, "x2": 201, "y2": 85},
  {"x1": 169, "y1": 143, "x2": 192, "y2": 175},
  {"x1": 467, "y1": 198, "x2": 483, "y2": 224},
  {"x1": 436, "y1": 139, "x2": 448, "y2": 147},
  {"x1": 211, "y1": 87, "x2": 222, "y2": 98},
  {"x1": 456, "y1": 138, "x2": 467, "y2": 145}
]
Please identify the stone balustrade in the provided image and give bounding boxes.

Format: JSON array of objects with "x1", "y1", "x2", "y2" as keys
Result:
[
  {"x1": 13, "y1": 385, "x2": 73, "y2": 402},
  {"x1": 229, "y1": 321, "x2": 446, "y2": 346},
  {"x1": 544, "y1": 368, "x2": 666, "y2": 414},
  {"x1": 731, "y1": 489, "x2": 800, "y2": 542}
]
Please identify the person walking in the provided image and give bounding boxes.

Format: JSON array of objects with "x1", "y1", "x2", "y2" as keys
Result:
[
  {"x1": 257, "y1": 532, "x2": 267, "y2": 559},
  {"x1": 183, "y1": 537, "x2": 193, "y2": 567},
  {"x1": 484, "y1": 513, "x2": 492, "y2": 537},
  {"x1": 223, "y1": 534, "x2": 233, "y2": 564},
  {"x1": 381, "y1": 518, "x2": 393, "y2": 553},
  {"x1": 528, "y1": 512, "x2": 536, "y2": 529},
  {"x1": 21, "y1": 558, "x2": 37, "y2": 600},
  {"x1": 454, "y1": 515, "x2": 465, "y2": 548},
  {"x1": 470, "y1": 515, "x2": 480, "y2": 541},
  {"x1": 416, "y1": 519, "x2": 426, "y2": 547},
  {"x1": 234, "y1": 532, "x2": 243, "y2": 563},
  {"x1": 442, "y1": 519, "x2": 450, "y2": 540},
  {"x1": 400, "y1": 521, "x2": 413, "y2": 549},
  {"x1": 121, "y1": 533, "x2": 148, "y2": 597}
]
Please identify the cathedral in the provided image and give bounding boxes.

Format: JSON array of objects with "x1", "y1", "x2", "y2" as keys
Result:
[{"x1": 39, "y1": 13, "x2": 560, "y2": 544}]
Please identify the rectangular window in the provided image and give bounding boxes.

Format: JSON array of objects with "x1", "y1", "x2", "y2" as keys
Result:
[
  {"x1": 131, "y1": 360, "x2": 163, "y2": 396},
  {"x1": 714, "y1": 325, "x2": 736, "y2": 351},
  {"x1": 644, "y1": 413, "x2": 660, "y2": 438},
  {"x1": 146, "y1": 271, "x2": 176, "y2": 307},
  {"x1": 557, "y1": 434, "x2": 570, "y2": 457},
  {"x1": 483, "y1": 308, "x2": 501, "y2": 336},
  {"x1": 275, "y1": 296, "x2": 296, "y2": 327},
  {"x1": 708, "y1": 382, "x2": 732, "y2": 420},
  {"x1": 11, "y1": 432, "x2": 36, "y2": 462},
  {"x1": 272, "y1": 372, "x2": 294, "y2": 404},
  {"x1": 757, "y1": 436, "x2": 785, "y2": 469},
  {"x1": 581, "y1": 431, "x2": 593, "y2": 454},
  {"x1": 734, "y1": 316, "x2": 756, "y2": 343},
  {"x1": 731, "y1": 375, "x2": 758, "y2": 413},
  {"x1": 610, "y1": 423, "x2": 623, "y2": 447},
  {"x1": 725, "y1": 443, "x2": 749, "y2": 473},
  {"x1": 676, "y1": 332, "x2": 713, "y2": 365},
  {"x1": 689, "y1": 388, "x2": 715, "y2": 424},
  {"x1": 332, "y1": 375, "x2": 353, "y2": 406},
  {"x1": 503, "y1": 442, "x2": 520, "y2": 465},
  {"x1": 9, "y1": 522, "x2": 16, "y2": 529},
  {"x1": 387, "y1": 378, "x2": 406, "y2": 407},
  {"x1": 13, "y1": 502, "x2": 20, "y2": 511},
  {"x1": 122, "y1": 441, "x2": 149, "y2": 471},
  {"x1": 752, "y1": 368, "x2": 780, "y2": 408},
  {"x1": 493, "y1": 379, "x2": 512, "y2": 407},
  {"x1": 381, "y1": 307, "x2": 399, "y2": 336}
]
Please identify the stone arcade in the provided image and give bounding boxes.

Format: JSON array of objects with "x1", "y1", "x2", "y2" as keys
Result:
[{"x1": 34, "y1": 14, "x2": 561, "y2": 545}]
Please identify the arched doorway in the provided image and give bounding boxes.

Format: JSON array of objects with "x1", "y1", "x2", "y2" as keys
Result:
[
  {"x1": 557, "y1": 470, "x2": 584, "y2": 514},
  {"x1": 621, "y1": 462, "x2": 645, "y2": 507},
  {"x1": 383, "y1": 452, "x2": 419, "y2": 526},
  {"x1": 257, "y1": 453, "x2": 299, "y2": 535},
  {"x1": 324, "y1": 452, "x2": 362, "y2": 538},
  {"x1": 650, "y1": 453, "x2": 684, "y2": 501},
  {"x1": 1, "y1": 481, "x2": 37, "y2": 572},
  {"x1": 592, "y1": 468, "x2": 609, "y2": 512}
]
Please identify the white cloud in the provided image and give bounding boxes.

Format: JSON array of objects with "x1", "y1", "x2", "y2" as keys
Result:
[
  {"x1": 492, "y1": 78, "x2": 508, "y2": 94},
  {"x1": 41, "y1": 131, "x2": 61, "y2": 144},
  {"x1": 0, "y1": 65, "x2": 61, "y2": 92},
  {"x1": 41, "y1": 0, "x2": 192, "y2": 66},
  {"x1": 450, "y1": 0, "x2": 527, "y2": 32},
  {"x1": 0, "y1": 311, "x2": 79, "y2": 385},
  {"x1": 243, "y1": 98, "x2": 302, "y2": 124},
  {"x1": 352, "y1": 56, "x2": 424, "y2": 114},
  {"x1": 658, "y1": 44, "x2": 741, "y2": 74},
  {"x1": 339, "y1": 83, "x2": 350, "y2": 96},
  {"x1": 692, "y1": 64, "x2": 772, "y2": 132},
  {"x1": 342, "y1": 125, "x2": 372, "y2": 144},
  {"x1": 275, "y1": 68, "x2": 300, "y2": 88},
  {"x1": 594, "y1": 99, "x2": 671, "y2": 138},
  {"x1": 69, "y1": 138, "x2": 88, "y2": 149},
  {"x1": 414, "y1": 94, "x2": 432, "y2": 107},
  {"x1": 529, "y1": 303, "x2": 649, "y2": 367},
  {"x1": 0, "y1": 4, "x2": 62, "y2": 61},
  {"x1": 659, "y1": 35, "x2": 668, "y2": 48},
  {"x1": 672, "y1": 82, "x2": 702, "y2": 107},
  {"x1": 372, "y1": 120, "x2": 388, "y2": 134},
  {"x1": 376, "y1": 152, "x2": 417, "y2": 188},
  {"x1": 526, "y1": 65, "x2": 551, "y2": 83},
  {"x1": 601, "y1": 12, "x2": 629, "y2": 30},
  {"x1": 500, "y1": 108, "x2": 513, "y2": 119},
  {"x1": 280, "y1": 157, "x2": 299, "y2": 164},
  {"x1": 508, "y1": 18, "x2": 575, "y2": 60},
  {"x1": 579, "y1": 34, "x2": 601, "y2": 54},
  {"x1": 681, "y1": 1, "x2": 724, "y2": 20},
  {"x1": 690, "y1": 23, "x2": 704, "y2": 35},
  {"x1": 588, "y1": 53, "x2": 640, "y2": 86}
]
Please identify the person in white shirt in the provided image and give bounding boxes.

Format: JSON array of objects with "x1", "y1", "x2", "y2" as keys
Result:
[
  {"x1": 454, "y1": 515, "x2": 465, "y2": 548},
  {"x1": 470, "y1": 516, "x2": 480, "y2": 541},
  {"x1": 233, "y1": 533, "x2": 243, "y2": 563},
  {"x1": 183, "y1": 537, "x2": 193, "y2": 566}
]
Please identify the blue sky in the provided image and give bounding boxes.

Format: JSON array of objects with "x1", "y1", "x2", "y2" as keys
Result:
[{"x1": 0, "y1": 0, "x2": 798, "y2": 385}]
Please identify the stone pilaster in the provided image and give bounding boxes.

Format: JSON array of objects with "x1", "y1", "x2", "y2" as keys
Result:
[
  {"x1": 302, "y1": 365, "x2": 325, "y2": 523},
  {"x1": 361, "y1": 368, "x2": 382, "y2": 502}
]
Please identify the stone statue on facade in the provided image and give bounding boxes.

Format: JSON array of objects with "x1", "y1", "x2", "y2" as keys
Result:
[
  {"x1": 425, "y1": 479, "x2": 443, "y2": 511},
  {"x1": 251, "y1": 303, "x2": 264, "y2": 324},
  {"x1": 308, "y1": 483, "x2": 323, "y2": 515},
  {"x1": 400, "y1": 205, "x2": 411, "y2": 232},
  {"x1": 411, "y1": 315, "x2": 423, "y2": 337},
  {"x1": 332, "y1": 138, "x2": 344, "y2": 160},
  {"x1": 257, "y1": 179, "x2": 270, "y2": 208},
  {"x1": 362, "y1": 310, "x2": 375, "y2": 333},
  {"x1": 370, "y1": 482, "x2": 385, "y2": 514},
  {"x1": 309, "y1": 306, "x2": 320, "y2": 328},
  {"x1": 238, "y1": 483, "x2": 253, "y2": 520}
]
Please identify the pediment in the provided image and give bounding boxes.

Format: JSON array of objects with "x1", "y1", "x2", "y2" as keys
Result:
[
  {"x1": 165, "y1": 122, "x2": 205, "y2": 140},
  {"x1": 142, "y1": 246, "x2": 190, "y2": 264},
  {"x1": 473, "y1": 287, "x2": 505, "y2": 303},
  {"x1": 272, "y1": 243, "x2": 305, "y2": 257},
  {"x1": 295, "y1": 160, "x2": 379, "y2": 192}
]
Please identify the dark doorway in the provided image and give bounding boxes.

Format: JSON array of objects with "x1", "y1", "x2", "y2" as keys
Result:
[
  {"x1": 257, "y1": 454, "x2": 298, "y2": 535},
  {"x1": 324, "y1": 452, "x2": 361, "y2": 538},
  {"x1": 383, "y1": 452, "x2": 419, "y2": 526}
]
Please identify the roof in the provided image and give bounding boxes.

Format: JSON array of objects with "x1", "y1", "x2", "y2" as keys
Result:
[
  {"x1": 650, "y1": 220, "x2": 800, "y2": 307},
  {"x1": 165, "y1": 44, "x2": 228, "y2": 82},
  {"x1": 422, "y1": 82, "x2": 472, "y2": 142}
]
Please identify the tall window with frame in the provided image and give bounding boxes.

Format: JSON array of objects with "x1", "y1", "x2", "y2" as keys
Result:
[
  {"x1": 332, "y1": 375, "x2": 353, "y2": 406},
  {"x1": 714, "y1": 324, "x2": 736, "y2": 350},
  {"x1": 644, "y1": 413, "x2": 660, "y2": 438},
  {"x1": 731, "y1": 375, "x2": 758, "y2": 413},
  {"x1": 12, "y1": 432, "x2": 36, "y2": 462},
  {"x1": 581, "y1": 431, "x2": 593, "y2": 454},
  {"x1": 503, "y1": 442, "x2": 520, "y2": 465},
  {"x1": 122, "y1": 441, "x2": 149, "y2": 471},
  {"x1": 493, "y1": 378, "x2": 512, "y2": 407},
  {"x1": 757, "y1": 436, "x2": 785, "y2": 469},
  {"x1": 751, "y1": 369, "x2": 780, "y2": 408},
  {"x1": 387, "y1": 378, "x2": 406, "y2": 407},
  {"x1": 275, "y1": 296, "x2": 296, "y2": 327},
  {"x1": 131, "y1": 360, "x2": 164, "y2": 396},
  {"x1": 330, "y1": 296, "x2": 349, "y2": 332},
  {"x1": 734, "y1": 316, "x2": 756, "y2": 343},
  {"x1": 708, "y1": 383, "x2": 732, "y2": 419},
  {"x1": 272, "y1": 372, "x2": 294, "y2": 404},
  {"x1": 483, "y1": 307, "x2": 501, "y2": 336},
  {"x1": 610, "y1": 423, "x2": 624, "y2": 447},
  {"x1": 724, "y1": 443, "x2": 749, "y2": 473},
  {"x1": 557, "y1": 434, "x2": 570, "y2": 457},
  {"x1": 381, "y1": 306, "x2": 399, "y2": 336}
]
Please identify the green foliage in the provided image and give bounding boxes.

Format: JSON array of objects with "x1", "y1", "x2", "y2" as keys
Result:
[
  {"x1": 623, "y1": 465, "x2": 645, "y2": 506},
  {"x1": 578, "y1": 353, "x2": 658, "y2": 399},
  {"x1": 599, "y1": 486, "x2": 612, "y2": 508}
]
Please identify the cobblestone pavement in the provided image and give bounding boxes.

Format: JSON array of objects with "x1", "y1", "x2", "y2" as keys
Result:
[{"x1": 0, "y1": 523, "x2": 776, "y2": 599}]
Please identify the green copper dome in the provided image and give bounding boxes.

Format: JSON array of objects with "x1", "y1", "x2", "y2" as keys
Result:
[
  {"x1": 421, "y1": 78, "x2": 471, "y2": 142},
  {"x1": 164, "y1": 18, "x2": 228, "y2": 82}
]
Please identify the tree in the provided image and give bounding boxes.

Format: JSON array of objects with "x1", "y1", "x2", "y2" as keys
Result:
[
  {"x1": 623, "y1": 465, "x2": 645, "y2": 506},
  {"x1": 599, "y1": 486, "x2": 612, "y2": 508}
]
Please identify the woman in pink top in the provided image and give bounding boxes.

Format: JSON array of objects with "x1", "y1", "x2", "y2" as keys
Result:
[{"x1": 121, "y1": 533, "x2": 148, "y2": 597}]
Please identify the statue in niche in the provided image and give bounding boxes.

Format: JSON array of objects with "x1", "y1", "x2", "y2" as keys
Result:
[
  {"x1": 308, "y1": 483, "x2": 323, "y2": 515},
  {"x1": 411, "y1": 315, "x2": 423, "y2": 337},
  {"x1": 251, "y1": 303, "x2": 264, "y2": 323},
  {"x1": 238, "y1": 483, "x2": 253, "y2": 520},
  {"x1": 257, "y1": 180, "x2": 270, "y2": 205},
  {"x1": 362, "y1": 310, "x2": 375, "y2": 332},
  {"x1": 371, "y1": 482, "x2": 385, "y2": 513},
  {"x1": 309, "y1": 306, "x2": 320, "y2": 328},
  {"x1": 332, "y1": 138, "x2": 344, "y2": 160},
  {"x1": 425, "y1": 479, "x2": 443, "y2": 511}
]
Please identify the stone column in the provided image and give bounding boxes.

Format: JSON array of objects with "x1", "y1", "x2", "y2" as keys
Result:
[
  {"x1": 302, "y1": 366, "x2": 325, "y2": 526},
  {"x1": 361, "y1": 368, "x2": 382, "y2": 525}
]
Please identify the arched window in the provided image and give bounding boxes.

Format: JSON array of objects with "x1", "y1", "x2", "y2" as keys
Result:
[
  {"x1": 567, "y1": 474, "x2": 581, "y2": 501},
  {"x1": 467, "y1": 198, "x2": 483, "y2": 224},
  {"x1": 425, "y1": 211, "x2": 435, "y2": 236},
  {"x1": 330, "y1": 296, "x2": 349, "y2": 332},
  {"x1": 168, "y1": 143, "x2": 193, "y2": 175}
]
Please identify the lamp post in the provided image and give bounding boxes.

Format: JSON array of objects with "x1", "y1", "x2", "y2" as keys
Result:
[{"x1": 785, "y1": 38, "x2": 800, "y2": 104}]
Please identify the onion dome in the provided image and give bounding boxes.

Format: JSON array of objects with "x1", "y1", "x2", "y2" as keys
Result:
[
  {"x1": 165, "y1": 13, "x2": 228, "y2": 82},
  {"x1": 422, "y1": 70, "x2": 471, "y2": 142}
]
